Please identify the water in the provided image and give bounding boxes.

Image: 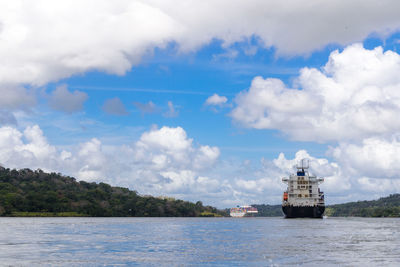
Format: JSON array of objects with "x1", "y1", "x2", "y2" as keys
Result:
[{"x1": 0, "y1": 217, "x2": 399, "y2": 266}]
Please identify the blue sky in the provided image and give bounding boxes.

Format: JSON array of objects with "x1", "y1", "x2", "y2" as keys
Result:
[
  {"x1": 45, "y1": 38, "x2": 335, "y2": 156},
  {"x1": 2, "y1": 1, "x2": 400, "y2": 207}
]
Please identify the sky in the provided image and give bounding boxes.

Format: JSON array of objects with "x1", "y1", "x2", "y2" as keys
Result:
[{"x1": 2, "y1": 0, "x2": 400, "y2": 208}]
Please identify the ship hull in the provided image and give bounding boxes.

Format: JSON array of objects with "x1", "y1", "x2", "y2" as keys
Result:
[
  {"x1": 230, "y1": 212, "x2": 258, "y2": 217},
  {"x1": 230, "y1": 212, "x2": 246, "y2": 217},
  {"x1": 282, "y1": 205, "x2": 325, "y2": 218}
]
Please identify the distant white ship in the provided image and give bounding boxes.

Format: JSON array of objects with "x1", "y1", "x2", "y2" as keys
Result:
[{"x1": 230, "y1": 205, "x2": 258, "y2": 217}]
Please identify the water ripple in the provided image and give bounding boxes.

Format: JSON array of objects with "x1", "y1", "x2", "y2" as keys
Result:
[{"x1": 0, "y1": 217, "x2": 399, "y2": 266}]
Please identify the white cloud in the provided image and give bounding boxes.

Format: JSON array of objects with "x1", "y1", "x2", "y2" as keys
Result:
[
  {"x1": 0, "y1": 123, "x2": 399, "y2": 206},
  {"x1": 273, "y1": 150, "x2": 349, "y2": 193},
  {"x1": 76, "y1": 138, "x2": 108, "y2": 181},
  {"x1": 1, "y1": 0, "x2": 400, "y2": 91},
  {"x1": 4, "y1": 1, "x2": 400, "y2": 206},
  {"x1": 49, "y1": 84, "x2": 88, "y2": 113},
  {"x1": 0, "y1": 124, "x2": 224, "y2": 201},
  {"x1": 0, "y1": 0, "x2": 181, "y2": 87},
  {"x1": 193, "y1": 145, "x2": 220, "y2": 170},
  {"x1": 357, "y1": 177, "x2": 400, "y2": 193},
  {"x1": 231, "y1": 44, "x2": 400, "y2": 142},
  {"x1": 23, "y1": 125, "x2": 57, "y2": 160},
  {"x1": 205, "y1": 93, "x2": 228, "y2": 106},
  {"x1": 137, "y1": 126, "x2": 191, "y2": 154},
  {"x1": 329, "y1": 137, "x2": 400, "y2": 179},
  {"x1": 102, "y1": 97, "x2": 129, "y2": 115},
  {"x1": 230, "y1": 43, "x2": 400, "y2": 202},
  {"x1": 134, "y1": 126, "x2": 219, "y2": 170},
  {"x1": 0, "y1": 125, "x2": 59, "y2": 170},
  {"x1": 196, "y1": 176, "x2": 221, "y2": 193},
  {"x1": 160, "y1": 170, "x2": 196, "y2": 192},
  {"x1": 158, "y1": 0, "x2": 400, "y2": 55}
]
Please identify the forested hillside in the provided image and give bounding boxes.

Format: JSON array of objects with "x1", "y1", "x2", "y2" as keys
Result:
[
  {"x1": 2, "y1": 165, "x2": 399, "y2": 218},
  {"x1": 251, "y1": 204, "x2": 282, "y2": 217},
  {"x1": 0, "y1": 167, "x2": 226, "y2": 217},
  {"x1": 252, "y1": 194, "x2": 400, "y2": 217},
  {"x1": 326, "y1": 194, "x2": 400, "y2": 217}
]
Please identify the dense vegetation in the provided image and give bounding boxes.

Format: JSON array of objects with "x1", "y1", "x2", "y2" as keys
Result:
[
  {"x1": 325, "y1": 194, "x2": 400, "y2": 217},
  {"x1": 0, "y1": 167, "x2": 227, "y2": 217},
  {"x1": 251, "y1": 195, "x2": 400, "y2": 217},
  {"x1": 2, "y1": 165, "x2": 399, "y2": 218},
  {"x1": 251, "y1": 204, "x2": 282, "y2": 217}
]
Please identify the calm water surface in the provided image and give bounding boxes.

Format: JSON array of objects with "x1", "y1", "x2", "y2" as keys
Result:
[{"x1": 0, "y1": 217, "x2": 399, "y2": 266}]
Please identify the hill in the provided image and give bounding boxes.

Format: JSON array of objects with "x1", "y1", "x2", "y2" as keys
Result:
[
  {"x1": 251, "y1": 194, "x2": 400, "y2": 217},
  {"x1": 251, "y1": 204, "x2": 282, "y2": 217},
  {"x1": 0, "y1": 167, "x2": 227, "y2": 217},
  {"x1": 326, "y1": 194, "x2": 400, "y2": 217}
]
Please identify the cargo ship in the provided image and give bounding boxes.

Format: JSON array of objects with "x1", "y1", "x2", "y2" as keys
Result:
[
  {"x1": 230, "y1": 205, "x2": 258, "y2": 217},
  {"x1": 282, "y1": 159, "x2": 325, "y2": 218}
]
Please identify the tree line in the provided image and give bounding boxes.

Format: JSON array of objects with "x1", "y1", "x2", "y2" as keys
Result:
[
  {"x1": 0, "y1": 167, "x2": 227, "y2": 217},
  {"x1": 325, "y1": 194, "x2": 400, "y2": 217},
  {"x1": 251, "y1": 194, "x2": 400, "y2": 217}
]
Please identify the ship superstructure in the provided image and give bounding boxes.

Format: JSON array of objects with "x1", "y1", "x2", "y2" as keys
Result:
[
  {"x1": 230, "y1": 205, "x2": 258, "y2": 217},
  {"x1": 282, "y1": 159, "x2": 325, "y2": 218}
]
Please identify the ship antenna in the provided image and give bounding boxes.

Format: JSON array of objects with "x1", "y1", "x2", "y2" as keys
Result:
[
  {"x1": 296, "y1": 158, "x2": 310, "y2": 175},
  {"x1": 302, "y1": 158, "x2": 309, "y2": 169}
]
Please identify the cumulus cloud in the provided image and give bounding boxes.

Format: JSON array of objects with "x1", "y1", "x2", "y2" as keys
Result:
[
  {"x1": 329, "y1": 137, "x2": 400, "y2": 179},
  {"x1": 1, "y1": 0, "x2": 400, "y2": 91},
  {"x1": 205, "y1": 93, "x2": 228, "y2": 106},
  {"x1": 0, "y1": 125, "x2": 116, "y2": 183},
  {"x1": 232, "y1": 44, "x2": 400, "y2": 142},
  {"x1": 134, "y1": 126, "x2": 219, "y2": 171},
  {"x1": 357, "y1": 177, "x2": 400, "y2": 193},
  {"x1": 0, "y1": 125, "x2": 59, "y2": 169},
  {"x1": 0, "y1": 0, "x2": 180, "y2": 87},
  {"x1": 102, "y1": 97, "x2": 129, "y2": 115},
  {"x1": 216, "y1": 149, "x2": 352, "y2": 206},
  {"x1": 230, "y1": 43, "x2": 400, "y2": 198},
  {"x1": 0, "y1": 123, "x2": 398, "y2": 206},
  {"x1": 49, "y1": 85, "x2": 88, "y2": 113},
  {"x1": 273, "y1": 150, "x2": 350, "y2": 193},
  {"x1": 0, "y1": 124, "x2": 225, "y2": 203},
  {"x1": 155, "y1": 0, "x2": 400, "y2": 55},
  {"x1": 4, "y1": 1, "x2": 400, "y2": 206}
]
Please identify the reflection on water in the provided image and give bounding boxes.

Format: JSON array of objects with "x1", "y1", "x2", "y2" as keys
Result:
[{"x1": 0, "y1": 217, "x2": 399, "y2": 266}]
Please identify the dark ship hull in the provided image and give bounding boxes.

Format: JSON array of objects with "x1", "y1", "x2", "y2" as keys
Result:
[{"x1": 282, "y1": 205, "x2": 325, "y2": 218}]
